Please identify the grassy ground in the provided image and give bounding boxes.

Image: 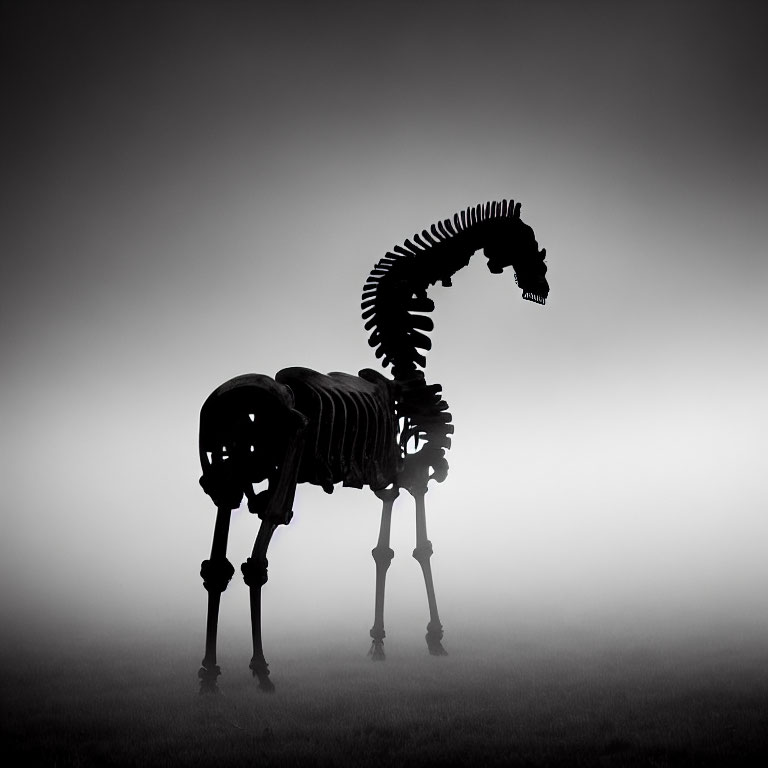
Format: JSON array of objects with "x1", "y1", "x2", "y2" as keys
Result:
[{"x1": 3, "y1": 629, "x2": 768, "y2": 767}]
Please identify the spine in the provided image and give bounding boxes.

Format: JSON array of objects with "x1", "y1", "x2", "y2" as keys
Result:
[{"x1": 362, "y1": 200, "x2": 520, "y2": 378}]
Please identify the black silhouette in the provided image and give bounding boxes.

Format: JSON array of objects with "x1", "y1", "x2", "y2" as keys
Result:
[{"x1": 197, "y1": 200, "x2": 549, "y2": 693}]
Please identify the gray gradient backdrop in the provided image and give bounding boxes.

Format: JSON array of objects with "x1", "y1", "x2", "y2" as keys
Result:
[{"x1": 2, "y1": 0, "x2": 766, "y2": 650}]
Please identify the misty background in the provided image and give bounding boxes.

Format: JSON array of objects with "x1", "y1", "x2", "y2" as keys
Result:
[{"x1": 1, "y1": 1, "x2": 766, "y2": 657}]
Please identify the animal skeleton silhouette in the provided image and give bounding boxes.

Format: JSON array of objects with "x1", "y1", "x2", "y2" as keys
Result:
[{"x1": 197, "y1": 199, "x2": 549, "y2": 692}]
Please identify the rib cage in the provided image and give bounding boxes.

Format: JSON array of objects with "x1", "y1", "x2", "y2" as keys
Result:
[{"x1": 275, "y1": 366, "x2": 399, "y2": 493}]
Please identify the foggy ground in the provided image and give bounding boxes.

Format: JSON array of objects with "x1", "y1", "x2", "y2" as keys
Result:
[{"x1": 4, "y1": 621, "x2": 768, "y2": 767}]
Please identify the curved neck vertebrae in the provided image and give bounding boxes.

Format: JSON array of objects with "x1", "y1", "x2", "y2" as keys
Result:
[{"x1": 361, "y1": 199, "x2": 537, "y2": 490}]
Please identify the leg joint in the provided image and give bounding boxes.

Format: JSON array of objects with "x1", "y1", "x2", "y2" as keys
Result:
[
  {"x1": 198, "y1": 663, "x2": 222, "y2": 693},
  {"x1": 372, "y1": 545, "x2": 395, "y2": 567},
  {"x1": 241, "y1": 556, "x2": 269, "y2": 587},
  {"x1": 427, "y1": 619, "x2": 444, "y2": 638},
  {"x1": 412, "y1": 541, "x2": 433, "y2": 566},
  {"x1": 249, "y1": 654, "x2": 275, "y2": 692},
  {"x1": 374, "y1": 485, "x2": 400, "y2": 503},
  {"x1": 426, "y1": 620, "x2": 447, "y2": 655},
  {"x1": 200, "y1": 558, "x2": 235, "y2": 593}
]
